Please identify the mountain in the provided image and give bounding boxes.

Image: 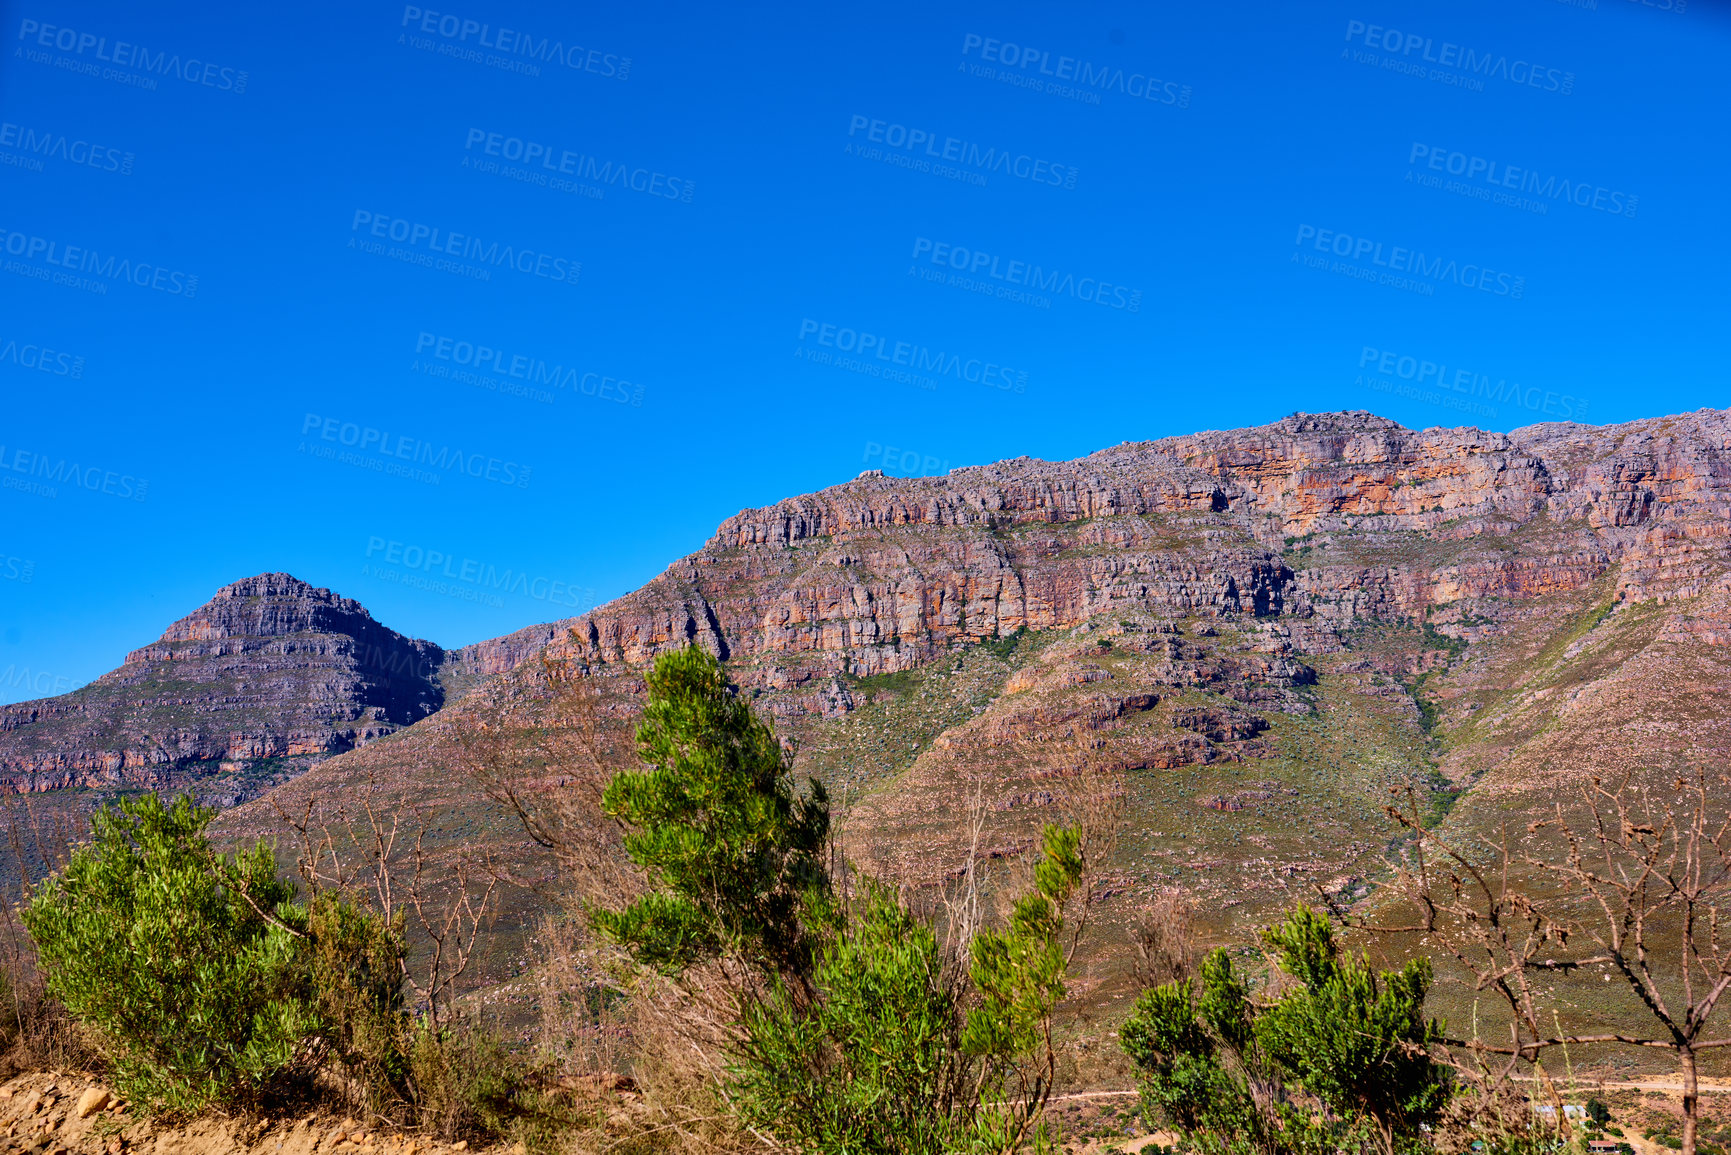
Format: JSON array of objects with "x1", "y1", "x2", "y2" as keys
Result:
[
  {"x1": 0, "y1": 573, "x2": 459, "y2": 804},
  {"x1": 17, "y1": 409, "x2": 1731, "y2": 1056},
  {"x1": 201, "y1": 409, "x2": 1731, "y2": 1048}
]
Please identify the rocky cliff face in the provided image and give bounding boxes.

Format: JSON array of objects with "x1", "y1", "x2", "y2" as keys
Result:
[
  {"x1": 518, "y1": 410, "x2": 1731, "y2": 679},
  {"x1": 433, "y1": 406, "x2": 1731, "y2": 881},
  {"x1": 24, "y1": 410, "x2": 1731, "y2": 809},
  {"x1": 0, "y1": 574, "x2": 447, "y2": 796}
]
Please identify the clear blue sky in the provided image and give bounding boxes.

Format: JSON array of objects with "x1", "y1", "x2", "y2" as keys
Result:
[{"x1": 1, "y1": 0, "x2": 1727, "y2": 701}]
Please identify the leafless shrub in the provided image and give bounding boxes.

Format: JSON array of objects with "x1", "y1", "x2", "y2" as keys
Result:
[
  {"x1": 1131, "y1": 889, "x2": 1198, "y2": 988},
  {"x1": 0, "y1": 800, "x2": 99, "y2": 1079},
  {"x1": 1358, "y1": 770, "x2": 1731, "y2": 1155},
  {"x1": 528, "y1": 910, "x2": 630, "y2": 1083},
  {"x1": 445, "y1": 651, "x2": 765, "y2": 1153},
  {"x1": 273, "y1": 784, "x2": 500, "y2": 1029},
  {"x1": 445, "y1": 650, "x2": 643, "y2": 915},
  {"x1": 1426, "y1": 1078, "x2": 1566, "y2": 1155},
  {"x1": 3, "y1": 796, "x2": 80, "y2": 889},
  {"x1": 1000, "y1": 729, "x2": 1127, "y2": 944},
  {"x1": 0, "y1": 938, "x2": 96, "y2": 1081},
  {"x1": 915, "y1": 749, "x2": 1122, "y2": 1145}
]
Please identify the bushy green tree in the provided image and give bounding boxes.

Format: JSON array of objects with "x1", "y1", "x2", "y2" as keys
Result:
[
  {"x1": 1256, "y1": 906, "x2": 1450, "y2": 1155},
  {"x1": 1121, "y1": 951, "x2": 1334, "y2": 1155},
  {"x1": 22, "y1": 794, "x2": 317, "y2": 1114},
  {"x1": 598, "y1": 647, "x2": 1088, "y2": 1154},
  {"x1": 1121, "y1": 906, "x2": 1449, "y2": 1155},
  {"x1": 731, "y1": 826, "x2": 1085, "y2": 1155},
  {"x1": 732, "y1": 881, "x2": 963, "y2": 1155},
  {"x1": 592, "y1": 645, "x2": 830, "y2": 978}
]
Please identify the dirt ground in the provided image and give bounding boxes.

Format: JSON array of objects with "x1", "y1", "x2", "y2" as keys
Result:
[
  {"x1": 7, "y1": 1069, "x2": 1731, "y2": 1155},
  {"x1": 1042, "y1": 1076, "x2": 1731, "y2": 1155},
  {"x1": 0, "y1": 1073, "x2": 512, "y2": 1155}
]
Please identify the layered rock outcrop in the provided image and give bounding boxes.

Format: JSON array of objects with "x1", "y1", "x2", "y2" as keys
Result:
[
  {"x1": 0, "y1": 574, "x2": 447, "y2": 793},
  {"x1": 18, "y1": 408, "x2": 1731, "y2": 805},
  {"x1": 531, "y1": 410, "x2": 1731, "y2": 679},
  {"x1": 197, "y1": 407, "x2": 1731, "y2": 1009}
]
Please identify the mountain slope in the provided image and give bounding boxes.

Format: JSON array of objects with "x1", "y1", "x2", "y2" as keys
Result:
[
  {"x1": 5, "y1": 408, "x2": 1725, "y2": 1070},
  {"x1": 0, "y1": 573, "x2": 452, "y2": 803},
  {"x1": 200, "y1": 410, "x2": 1731, "y2": 1047}
]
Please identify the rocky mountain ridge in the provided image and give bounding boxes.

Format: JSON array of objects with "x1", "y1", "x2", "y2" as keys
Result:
[
  {"x1": 501, "y1": 409, "x2": 1729, "y2": 682},
  {"x1": 184, "y1": 408, "x2": 1731, "y2": 1031},
  {"x1": 12, "y1": 408, "x2": 1731, "y2": 854},
  {"x1": 0, "y1": 573, "x2": 451, "y2": 799}
]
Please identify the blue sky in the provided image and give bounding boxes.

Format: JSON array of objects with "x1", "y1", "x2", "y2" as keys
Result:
[{"x1": 1, "y1": 0, "x2": 1726, "y2": 700}]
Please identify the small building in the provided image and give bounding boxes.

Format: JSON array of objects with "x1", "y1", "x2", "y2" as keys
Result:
[{"x1": 1534, "y1": 1104, "x2": 1588, "y2": 1121}]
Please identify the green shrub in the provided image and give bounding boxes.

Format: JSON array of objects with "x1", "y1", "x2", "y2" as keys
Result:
[
  {"x1": 19, "y1": 793, "x2": 415, "y2": 1120},
  {"x1": 1121, "y1": 906, "x2": 1449, "y2": 1155},
  {"x1": 592, "y1": 645, "x2": 830, "y2": 979},
  {"x1": 1256, "y1": 906, "x2": 1450, "y2": 1152},
  {"x1": 602, "y1": 647, "x2": 1086, "y2": 1155},
  {"x1": 308, "y1": 893, "x2": 410, "y2": 1101},
  {"x1": 733, "y1": 881, "x2": 959, "y2": 1154},
  {"x1": 980, "y1": 627, "x2": 1027, "y2": 661},
  {"x1": 731, "y1": 827, "x2": 1084, "y2": 1155},
  {"x1": 1119, "y1": 952, "x2": 1310, "y2": 1155},
  {"x1": 21, "y1": 794, "x2": 317, "y2": 1115}
]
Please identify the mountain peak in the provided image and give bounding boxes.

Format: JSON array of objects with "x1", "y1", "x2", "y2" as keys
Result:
[
  {"x1": 0, "y1": 573, "x2": 448, "y2": 801},
  {"x1": 158, "y1": 573, "x2": 373, "y2": 645},
  {"x1": 212, "y1": 572, "x2": 353, "y2": 605},
  {"x1": 1271, "y1": 410, "x2": 1407, "y2": 434}
]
